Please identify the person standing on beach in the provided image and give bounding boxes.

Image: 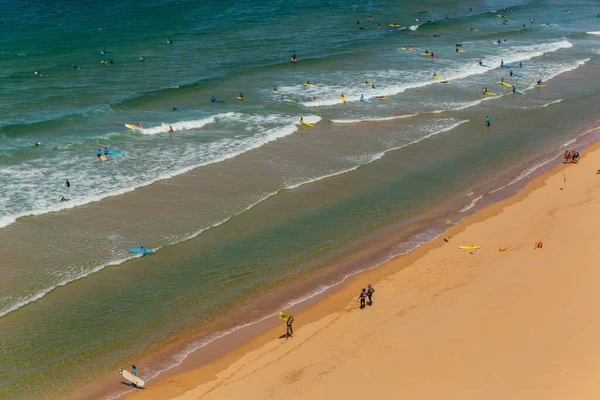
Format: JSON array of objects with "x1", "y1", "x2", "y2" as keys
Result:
[
  {"x1": 486, "y1": 116, "x2": 491, "y2": 127},
  {"x1": 359, "y1": 288, "x2": 367, "y2": 309},
  {"x1": 367, "y1": 284, "x2": 375, "y2": 305},
  {"x1": 286, "y1": 315, "x2": 294, "y2": 339}
]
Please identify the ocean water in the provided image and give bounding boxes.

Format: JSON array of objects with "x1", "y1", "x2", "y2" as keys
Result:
[{"x1": 1, "y1": 0, "x2": 600, "y2": 398}]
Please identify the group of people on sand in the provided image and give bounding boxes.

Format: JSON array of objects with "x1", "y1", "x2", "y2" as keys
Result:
[
  {"x1": 278, "y1": 283, "x2": 375, "y2": 341},
  {"x1": 564, "y1": 150, "x2": 580, "y2": 164}
]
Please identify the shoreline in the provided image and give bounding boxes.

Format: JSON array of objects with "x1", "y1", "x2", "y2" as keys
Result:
[{"x1": 105, "y1": 128, "x2": 600, "y2": 400}]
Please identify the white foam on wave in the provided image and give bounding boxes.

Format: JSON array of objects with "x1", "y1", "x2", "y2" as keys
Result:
[
  {"x1": 541, "y1": 99, "x2": 564, "y2": 108},
  {"x1": 586, "y1": 31, "x2": 600, "y2": 35},
  {"x1": 0, "y1": 254, "x2": 137, "y2": 318},
  {"x1": 0, "y1": 114, "x2": 320, "y2": 230},
  {"x1": 331, "y1": 113, "x2": 418, "y2": 124},
  {"x1": 460, "y1": 195, "x2": 484, "y2": 212},
  {"x1": 562, "y1": 138, "x2": 576, "y2": 147},
  {"x1": 303, "y1": 39, "x2": 573, "y2": 108}
]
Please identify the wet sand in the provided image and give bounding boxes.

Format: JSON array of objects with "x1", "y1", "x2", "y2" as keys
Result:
[{"x1": 124, "y1": 133, "x2": 600, "y2": 400}]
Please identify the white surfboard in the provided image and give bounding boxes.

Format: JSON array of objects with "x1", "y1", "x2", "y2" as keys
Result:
[{"x1": 119, "y1": 369, "x2": 145, "y2": 387}]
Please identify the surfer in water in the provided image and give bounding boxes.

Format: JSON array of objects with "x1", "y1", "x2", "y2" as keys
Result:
[
  {"x1": 135, "y1": 123, "x2": 141, "y2": 128},
  {"x1": 512, "y1": 86, "x2": 516, "y2": 93},
  {"x1": 72, "y1": 65, "x2": 80, "y2": 69},
  {"x1": 510, "y1": 70, "x2": 513, "y2": 77},
  {"x1": 500, "y1": 59, "x2": 505, "y2": 67},
  {"x1": 166, "y1": 40, "x2": 173, "y2": 44},
  {"x1": 424, "y1": 49, "x2": 429, "y2": 54},
  {"x1": 139, "y1": 56, "x2": 145, "y2": 61},
  {"x1": 280, "y1": 95, "x2": 285, "y2": 102},
  {"x1": 479, "y1": 60, "x2": 483, "y2": 66},
  {"x1": 519, "y1": 61, "x2": 523, "y2": 67},
  {"x1": 97, "y1": 149, "x2": 102, "y2": 158},
  {"x1": 169, "y1": 126, "x2": 174, "y2": 132},
  {"x1": 537, "y1": 79, "x2": 543, "y2": 85},
  {"x1": 34, "y1": 71, "x2": 42, "y2": 76},
  {"x1": 239, "y1": 93, "x2": 244, "y2": 99},
  {"x1": 65, "y1": 179, "x2": 70, "y2": 188},
  {"x1": 292, "y1": 53, "x2": 297, "y2": 61},
  {"x1": 211, "y1": 96, "x2": 216, "y2": 102},
  {"x1": 33, "y1": 141, "x2": 41, "y2": 147},
  {"x1": 103, "y1": 148, "x2": 109, "y2": 155}
]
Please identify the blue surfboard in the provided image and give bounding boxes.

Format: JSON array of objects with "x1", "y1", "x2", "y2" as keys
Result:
[
  {"x1": 107, "y1": 151, "x2": 123, "y2": 156},
  {"x1": 480, "y1": 64, "x2": 491, "y2": 68},
  {"x1": 515, "y1": 89, "x2": 526, "y2": 95},
  {"x1": 360, "y1": 97, "x2": 373, "y2": 104},
  {"x1": 130, "y1": 248, "x2": 152, "y2": 254},
  {"x1": 511, "y1": 73, "x2": 523, "y2": 78}
]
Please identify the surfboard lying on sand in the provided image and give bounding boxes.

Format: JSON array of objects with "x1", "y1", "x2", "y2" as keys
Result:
[
  {"x1": 458, "y1": 245, "x2": 481, "y2": 250},
  {"x1": 119, "y1": 369, "x2": 145, "y2": 387}
]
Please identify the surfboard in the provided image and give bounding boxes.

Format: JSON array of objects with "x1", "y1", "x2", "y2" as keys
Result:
[
  {"x1": 500, "y1": 81, "x2": 512, "y2": 87},
  {"x1": 173, "y1": 108, "x2": 186, "y2": 111},
  {"x1": 125, "y1": 124, "x2": 137, "y2": 129},
  {"x1": 99, "y1": 155, "x2": 107, "y2": 161},
  {"x1": 420, "y1": 52, "x2": 432, "y2": 57},
  {"x1": 360, "y1": 97, "x2": 372, "y2": 104},
  {"x1": 338, "y1": 95, "x2": 346, "y2": 102},
  {"x1": 480, "y1": 64, "x2": 491, "y2": 68},
  {"x1": 536, "y1": 84, "x2": 547, "y2": 88},
  {"x1": 130, "y1": 248, "x2": 152, "y2": 254},
  {"x1": 511, "y1": 73, "x2": 523, "y2": 78},
  {"x1": 291, "y1": 58, "x2": 298, "y2": 63},
  {"x1": 439, "y1": 81, "x2": 452, "y2": 85},
  {"x1": 515, "y1": 89, "x2": 526, "y2": 95},
  {"x1": 401, "y1": 47, "x2": 414, "y2": 51},
  {"x1": 458, "y1": 245, "x2": 481, "y2": 250},
  {"x1": 456, "y1": 49, "x2": 466, "y2": 52},
  {"x1": 432, "y1": 75, "x2": 441, "y2": 80},
  {"x1": 483, "y1": 92, "x2": 497, "y2": 96},
  {"x1": 272, "y1": 90, "x2": 279, "y2": 94},
  {"x1": 119, "y1": 369, "x2": 145, "y2": 387},
  {"x1": 299, "y1": 120, "x2": 314, "y2": 127},
  {"x1": 502, "y1": 64, "x2": 514, "y2": 69},
  {"x1": 302, "y1": 83, "x2": 314, "y2": 87},
  {"x1": 107, "y1": 151, "x2": 123, "y2": 156},
  {"x1": 375, "y1": 96, "x2": 388, "y2": 100},
  {"x1": 283, "y1": 99, "x2": 294, "y2": 102},
  {"x1": 279, "y1": 311, "x2": 291, "y2": 321},
  {"x1": 237, "y1": 97, "x2": 244, "y2": 100},
  {"x1": 389, "y1": 24, "x2": 400, "y2": 27}
]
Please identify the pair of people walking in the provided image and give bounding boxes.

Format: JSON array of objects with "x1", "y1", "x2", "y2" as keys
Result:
[{"x1": 358, "y1": 284, "x2": 375, "y2": 309}]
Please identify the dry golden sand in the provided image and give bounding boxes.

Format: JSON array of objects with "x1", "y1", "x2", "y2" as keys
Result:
[{"x1": 127, "y1": 141, "x2": 600, "y2": 400}]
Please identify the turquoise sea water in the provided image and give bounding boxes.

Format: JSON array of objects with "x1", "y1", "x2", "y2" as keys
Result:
[{"x1": 1, "y1": 0, "x2": 600, "y2": 398}]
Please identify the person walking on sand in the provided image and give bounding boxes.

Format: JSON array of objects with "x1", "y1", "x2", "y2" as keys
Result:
[
  {"x1": 486, "y1": 116, "x2": 491, "y2": 127},
  {"x1": 359, "y1": 288, "x2": 368, "y2": 308},
  {"x1": 286, "y1": 315, "x2": 294, "y2": 339},
  {"x1": 130, "y1": 365, "x2": 139, "y2": 388},
  {"x1": 367, "y1": 284, "x2": 375, "y2": 305}
]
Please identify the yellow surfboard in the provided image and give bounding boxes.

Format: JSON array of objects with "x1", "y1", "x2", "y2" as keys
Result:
[
  {"x1": 283, "y1": 98, "x2": 294, "y2": 102},
  {"x1": 279, "y1": 311, "x2": 291, "y2": 321},
  {"x1": 439, "y1": 81, "x2": 452, "y2": 85},
  {"x1": 456, "y1": 49, "x2": 466, "y2": 52},
  {"x1": 99, "y1": 155, "x2": 107, "y2": 161},
  {"x1": 302, "y1": 83, "x2": 314, "y2": 87},
  {"x1": 500, "y1": 81, "x2": 512, "y2": 87},
  {"x1": 484, "y1": 91, "x2": 497, "y2": 96},
  {"x1": 375, "y1": 96, "x2": 388, "y2": 100},
  {"x1": 338, "y1": 94, "x2": 346, "y2": 102},
  {"x1": 432, "y1": 75, "x2": 441, "y2": 80},
  {"x1": 402, "y1": 47, "x2": 414, "y2": 51},
  {"x1": 536, "y1": 84, "x2": 547, "y2": 88},
  {"x1": 458, "y1": 245, "x2": 481, "y2": 250},
  {"x1": 125, "y1": 124, "x2": 136, "y2": 129},
  {"x1": 300, "y1": 120, "x2": 314, "y2": 127},
  {"x1": 237, "y1": 96, "x2": 244, "y2": 100},
  {"x1": 272, "y1": 90, "x2": 279, "y2": 94}
]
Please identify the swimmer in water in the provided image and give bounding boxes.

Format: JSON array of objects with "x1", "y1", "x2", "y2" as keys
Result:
[
  {"x1": 166, "y1": 40, "x2": 173, "y2": 44},
  {"x1": 72, "y1": 65, "x2": 80, "y2": 69},
  {"x1": 139, "y1": 56, "x2": 145, "y2": 61},
  {"x1": 34, "y1": 71, "x2": 42, "y2": 76}
]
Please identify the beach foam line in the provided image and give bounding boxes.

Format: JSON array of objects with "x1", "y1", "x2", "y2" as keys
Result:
[
  {"x1": 460, "y1": 195, "x2": 484, "y2": 212},
  {"x1": 0, "y1": 254, "x2": 137, "y2": 318},
  {"x1": 0, "y1": 115, "x2": 320, "y2": 231},
  {"x1": 586, "y1": 31, "x2": 600, "y2": 35}
]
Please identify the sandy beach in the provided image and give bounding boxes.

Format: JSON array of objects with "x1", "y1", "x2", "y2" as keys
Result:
[{"x1": 121, "y1": 135, "x2": 600, "y2": 400}]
